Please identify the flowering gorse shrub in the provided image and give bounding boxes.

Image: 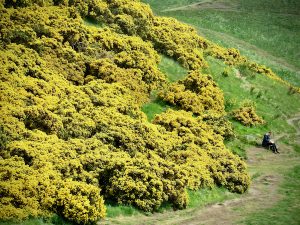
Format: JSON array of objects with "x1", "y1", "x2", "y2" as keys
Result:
[
  {"x1": 233, "y1": 106, "x2": 265, "y2": 126},
  {"x1": 4, "y1": 0, "x2": 294, "y2": 223},
  {"x1": 159, "y1": 71, "x2": 224, "y2": 115}
]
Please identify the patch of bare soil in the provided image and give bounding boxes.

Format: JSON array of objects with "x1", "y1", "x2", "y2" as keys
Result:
[
  {"x1": 161, "y1": 1, "x2": 300, "y2": 17},
  {"x1": 162, "y1": 0, "x2": 237, "y2": 13}
]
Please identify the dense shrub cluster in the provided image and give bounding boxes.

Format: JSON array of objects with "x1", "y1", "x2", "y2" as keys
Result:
[
  {"x1": 2, "y1": 0, "x2": 299, "y2": 92},
  {"x1": 4, "y1": 0, "x2": 294, "y2": 223},
  {"x1": 233, "y1": 106, "x2": 265, "y2": 126},
  {"x1": 153, "y1": 110, "x2": 249, "y2": 193},
  {"x1": 159, "y1": 71, "x2": 224, "y2": 115}
]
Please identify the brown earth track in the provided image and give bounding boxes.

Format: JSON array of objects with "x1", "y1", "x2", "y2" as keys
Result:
[
  {"x1": 161, "y1": 0, "x2": 237, "y2": 13},
  {"x1": 161, "y1": 0, "x2": 300, "y2": 17}
]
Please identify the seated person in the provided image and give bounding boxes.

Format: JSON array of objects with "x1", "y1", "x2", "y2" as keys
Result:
[{"x1": 262, "y1": 131, "x2": 279, "y2": 153}]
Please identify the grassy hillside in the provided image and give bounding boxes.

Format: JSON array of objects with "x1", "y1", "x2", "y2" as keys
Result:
[
  {"x1": 0, "y1": 0, "x2": 299, "y2": 224},
  {"x1": 139, "y1": 0, "x2": 300, "y2": 224},
  {"x1": 143, "y1": 0, "x2": 300, "y2": 87}
]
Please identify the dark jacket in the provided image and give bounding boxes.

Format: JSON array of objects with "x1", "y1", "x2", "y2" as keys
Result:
[{"x1": 262, "y1": 133, "x2": 271, "y2": 147}]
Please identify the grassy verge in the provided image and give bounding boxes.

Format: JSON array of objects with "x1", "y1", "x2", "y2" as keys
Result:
[
  {"x1": 159, "y1": 55, "x2": 187, "y2": 82},
  {"x1": 83, "y1": 17, "x2": 105, "y2": 28},
  {"x1": 0, "y1": 215, "x2": 72, "y2": 225},
  {"x1": 106, "y1": 204, "x2": 143, "y2": 218},
  {"x1": 142, "y1": 55, "x2": 186, "y2": 121},
  {"x1": 187, "y1": 187, "x2": 238, "y2": 208},
  {"x1": 143, "y1": 0, "x2": 200, "y2": 11},
  {"x1": 104, "y1": 186, "x2": 237, "y2": 219},
  {"x1": 240, "y1": 165, "x2": 300, "y2": 225},
  {"x1": 104, "y1": 187, "x2": 237, "y2": 219},
  {"x1": 142, "y1": 97, "x2": 170, "y2": 121}
]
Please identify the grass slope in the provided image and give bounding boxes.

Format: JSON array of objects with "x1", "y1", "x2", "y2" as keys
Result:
[
  {"x1": 139, "y1": 1, "x2": 300, "y2": 221},
  {"x1": 142, "y1": 56, "x2": 187, "y2": 121},
  {"x1": 1, "y1": 0, "x2": 300, "y2": 224},
  {"x1": 138, "y1": 0, "x2": 300, "y2": 224},
  {"x1": 241, "y1": 165, "x2": 300, "y2": 225},
  {"x1": 143, "y1": 0, "x2": 300, "y2": 86}
]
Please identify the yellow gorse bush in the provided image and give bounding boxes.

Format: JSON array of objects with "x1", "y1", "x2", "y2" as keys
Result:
[
  {"x1": 153, "y1": 110, "x2": 249, "y2": 193},
  {"x1": 4, "y1": 0, "x2": 295, "y2": 223},
  {"x1": 233, "y1": 106, "x2": 265, "y2": 126},
  {"x1": 159, "y1": 71, "x2": 225, "y2": 115}
]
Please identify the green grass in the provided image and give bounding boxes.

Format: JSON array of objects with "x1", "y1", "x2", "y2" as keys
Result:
[
  {"x1": 224, "y1": 138, "x2": 248, "y2": 159},
  {"x1": 281, "y1": 136, "x2": 300, "y2": 153},
  {"x1": 200, "y1": 56, "x2": 300, "y2": 157},
  {"x1": 142, "y1": 55, "x2": 186, "y2": 121},
  {"x1": 142, "y1": 96, "x2": 170, "y2": 121},
  {"x1": 203, "y1": 56, "x2": 300, "y2": 132},
  {"x1": 240, "y1": 165, "x2": 300, "y2": 225},
  {"x1": 0, "y1": 219, "x2": 52, "y2": 225},
  {"x1": 83, "y1": 17, "x2": 105, "y2": 28},
  {"x1": 143, "y1": 0, "x2": 300, "y2": 87},
  {"x1": 188, "y1": 187, "x2": 238, "y2": 208},
  {"x1": 0, "y1": 215, "x2": 73, "y2": 225},
  {"x1": 159, "y1": 55, "x2": 187, "y2": 82},
  {"x1": 106, "y1": 204, "x2": 143, "y2": 218},
  {"x1": 143, "y1": 0, "x2": 200, "y2": 10},
  {"x1": 105, "y1": 187, "x2": 236, "y2": 219}
]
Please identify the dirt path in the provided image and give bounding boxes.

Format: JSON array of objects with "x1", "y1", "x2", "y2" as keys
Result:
[
  {"x1": 161, "y1": 0, "x2": 237, "y2": 13},
  {"x1": 161, "y1": 0, "x2": 300, "y2": 17},
  {"x1": 287, "y1": 113, "x2": 300, "y2": 135},
  {"x1": 100, "y1": 113, "x2": 300, "y2": 225}
]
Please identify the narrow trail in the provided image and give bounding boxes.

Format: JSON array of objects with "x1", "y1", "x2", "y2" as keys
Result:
[
  {"x1": 161, "y1": 0, "x2": 300, "y2": 17},
  {"x1": 161, "y1": 0, "x2": 237, "y2": 13},
  {"x1": 287, "y1": 113, "x2": 300, "y2": 136},
  {"x1": 101, "y1": 113, "x2": 300, "y2": 225}
]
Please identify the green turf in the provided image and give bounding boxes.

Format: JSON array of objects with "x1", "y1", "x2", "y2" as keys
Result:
[
  {"x1": 240, "y1": 165, "x2": 300, "y2": 225},
  {"x1": 83, "y1": 17, "x2": 105, "y2": 28},
  {"x1": 143, "y1": 0, "x2": 200, "y2": 10},
  {"x1": 159, "y1": 55, "x2": 187, "y2": 82},
  {"x1": 204, "y1": 56, "x2": 300, "y2": 130},
  {"x1": 201, "y1": 56, "x2": 300, "y2": 157},
  {"x1": 106, "y1": 204, "x2": 143, "y2": 218},
  {"x1": 105, "y1": 187, "x2": 236, "y2": 218},
  {"x1": 143, "y1": 0, "x2": 300, "y2": 87},
  {"x1": 0, "y1": 215, "x2": 73, "y2": 225},
  {"x1": 188, "y1": 187, "x2": 238, "y2": 209},
  {"x1": 142, "y1": 97, "x2": 170, "y2": 121},
  {"x1": 141, "y1": 55, "x2": 186, "y2": 121}
]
